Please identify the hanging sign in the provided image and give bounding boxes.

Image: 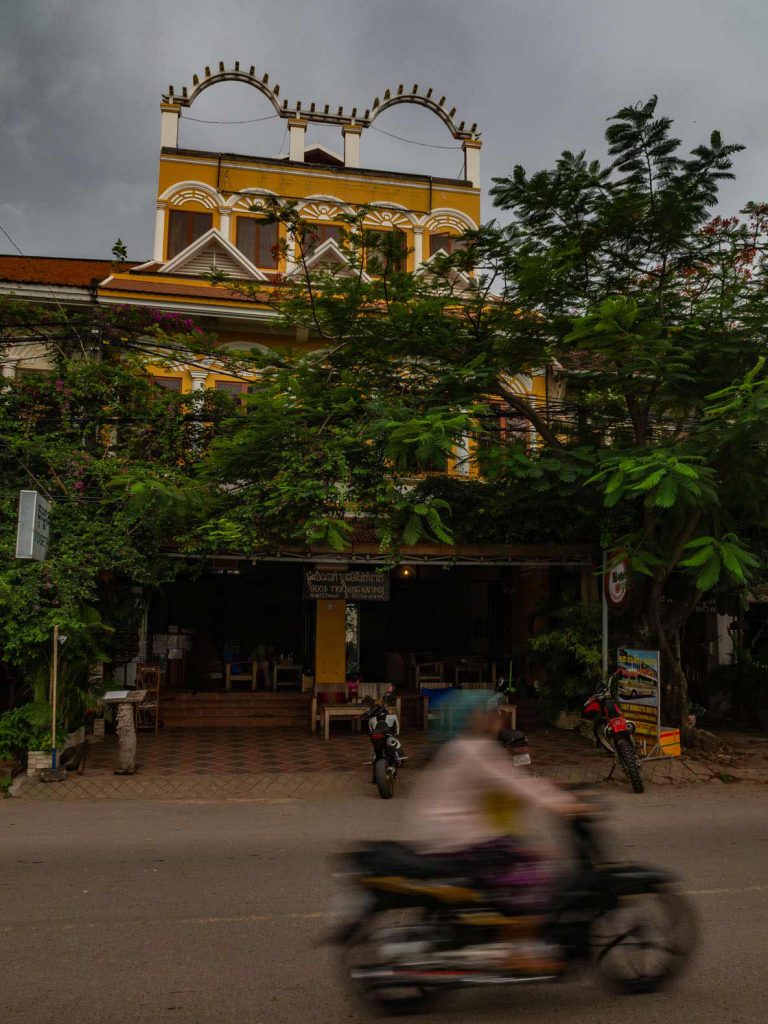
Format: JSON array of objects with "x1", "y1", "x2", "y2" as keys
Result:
[
  {"x1": 304, "y1": 568, "x2": 389, "y2": 602},
  {"x1": 604, "y1": 549, "x2": 631, "y2": 613},
  {"x1": 616, "y1": 647, "x2": 660, "y2": 739},
  {"x1": 15, "y1": 490, "x2": 51, "y2": 561}
]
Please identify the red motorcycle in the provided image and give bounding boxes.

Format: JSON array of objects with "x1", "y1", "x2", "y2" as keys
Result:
[{"x1": 582, "y1": 678, "x2": 644, "y2": 793}]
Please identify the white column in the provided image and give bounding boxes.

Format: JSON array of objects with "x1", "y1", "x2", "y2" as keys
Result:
[
  {"x1": 160, "y1": 103, "x2": 181, "y2": 149},
  {"x1": 1, "y1": 359, "x2": 18, "y2": 380},
  {"x1": 285, "y1": 228, "x2": 297, "y2": 273},
  {"x1": 219, "y1": 208, "x2": 232, "y2": 242},
  {"x1": 412, "y1": 227, "x2": 424, "y2": 269},
  {"x1": 342, "y1": 125, "x2": 362, "y2": 168},
  {"x1": 189, "y1": 369, "x2": 208, "y2": 392},
  {"x1": 153, "y1": 204, "x2": 166, "y2": 263},
  {"x1": 288, "y1": 119, "x2": 307, "y2": 162},
  {"x1": 462, "y1": 140, "x2": 482, "y2": 188}
]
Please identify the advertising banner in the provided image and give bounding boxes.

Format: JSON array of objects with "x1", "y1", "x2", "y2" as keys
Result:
[{"x1": 616, "y1": 647, "x2": 660, "y2": 739}]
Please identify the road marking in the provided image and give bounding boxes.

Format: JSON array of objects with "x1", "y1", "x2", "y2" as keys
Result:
[
  {"x1": 682, "y1": 884, "x2": 768, "y2": 897},
  {"x1": 5, "y1": 886, "x2": 768, "y2": 936}
]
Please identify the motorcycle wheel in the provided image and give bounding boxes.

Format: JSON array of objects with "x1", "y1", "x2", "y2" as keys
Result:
[
  {"x1": 615, "y1": 735, "x2": 645, "y2": 793},
  {"x1": 342, "y1": 908, "x2": 439, "y2": 1014},
  {"x1": 592, "y1": 889, "x2": 698, "y2": 994},
  {"x1": 374, "y1": 758, "x2": 395, "y2": 799},
  {"x1": 594, "y1": 721, "x2": 616, "y2": 755}
]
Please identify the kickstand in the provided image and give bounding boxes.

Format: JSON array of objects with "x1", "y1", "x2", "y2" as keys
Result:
[{"x1": 605, "y1": 760, "x2": 617, "y2": 782}]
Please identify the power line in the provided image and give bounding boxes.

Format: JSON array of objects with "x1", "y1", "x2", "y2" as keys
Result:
[
  {"x1": 369, "y1": 125, "x2": 461, "y2": 151},
  {"x1": 180, "y1": 113, "x2": 280, "y2": 125}
]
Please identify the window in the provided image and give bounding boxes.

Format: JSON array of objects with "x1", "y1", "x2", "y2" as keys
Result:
[
  {"x1": 429, "y1": 233, "x2": 465, "y2": 257},
  {"x1": 236, "y1": 218, "x2": 279, "y2": 268},
  {"x1": 150, "y1": 376, "x2": 182, "y2": 392},
  {"x1": 304, "y1": 223, "x2": 343, "y2": 254},
  {"x1": 215, "y1": 380, "x2": 248, "y2": 409},
  {"x1": 167, "y1": 210, "x2": 213, "y2": 259},
  {"x1": 364, "y1": 229, "x2": 407, "y2": 273}
]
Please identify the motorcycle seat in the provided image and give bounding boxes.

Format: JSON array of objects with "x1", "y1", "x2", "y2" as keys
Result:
[{"x1": 348, "y1": 841, "x2": 463, "y2": 880}]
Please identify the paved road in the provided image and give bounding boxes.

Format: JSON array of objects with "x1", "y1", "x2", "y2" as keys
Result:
[{"x1": 1, "y1": 785, "x2": 767, "y2": 1024}]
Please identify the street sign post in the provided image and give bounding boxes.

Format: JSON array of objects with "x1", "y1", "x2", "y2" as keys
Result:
[{"x1": 15, "y1": 490, "x2": 51, "y2": 561}]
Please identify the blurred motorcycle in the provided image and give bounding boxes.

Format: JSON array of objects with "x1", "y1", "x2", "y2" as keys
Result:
[{"x1": 331, "y1": 796, "x2": 696, "y2": 1013}]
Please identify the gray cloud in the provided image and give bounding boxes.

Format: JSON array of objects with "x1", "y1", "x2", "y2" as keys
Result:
[{"x1": 1, "y1": 0, "x2": 766, "y2": 259}]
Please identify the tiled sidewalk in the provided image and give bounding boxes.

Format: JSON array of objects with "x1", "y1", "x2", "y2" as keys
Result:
[{"x1": 11, "y1": 723, "x2": 724, "y2": 800}]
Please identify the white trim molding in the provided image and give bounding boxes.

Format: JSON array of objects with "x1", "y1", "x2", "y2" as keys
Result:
[{"x1": 160, "y1": 227, "x2": 270, "y2": 280}]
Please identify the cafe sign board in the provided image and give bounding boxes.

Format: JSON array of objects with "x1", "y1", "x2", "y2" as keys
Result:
[
  {"x1": 15, "y1": 490, "x2": 51, "y2": 561},
  {"x1": 304, "y1": 568, "x2": 390, "y2": 602}
]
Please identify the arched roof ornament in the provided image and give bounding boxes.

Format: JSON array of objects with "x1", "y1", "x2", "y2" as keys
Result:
[
  {"x1": 162, "y1": 65, "x2": 480, "y2": 140},
  {"x1": 367, "y1": 85, "x2": 479, "y2": 140},
  {"x1": 163, "y1": 63, "x2": 285, "y2": 116}
]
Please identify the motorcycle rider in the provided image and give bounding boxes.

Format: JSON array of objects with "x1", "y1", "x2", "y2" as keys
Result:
[{"x1": 403, "y1": 690, "x2": 590, "y2": 972}]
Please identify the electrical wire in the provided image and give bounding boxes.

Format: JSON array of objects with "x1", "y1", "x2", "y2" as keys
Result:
[
  {"x1": 180, "y1": 113, "x2": 280, "y2": 125},
  {"x1": 369, "y1": 125, "x2": 461, "y2": 151}
]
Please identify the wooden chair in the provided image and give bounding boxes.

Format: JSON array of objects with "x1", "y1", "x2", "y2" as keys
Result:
[
  {"x1": 310, "y1": 682, "x2": 350, "y2": 732},
  {"x1": 224, "y1": 662, "x2": 258, "y2": 691},
  {"x1": 135, "y1": 664, "x2": 162, "y2": 734},
  {"x1": 418, "y1": 680, "x2": 453, "y2": 730},
  {"x1": 410, "y1": 654, "x2": 445, "y2": 688}
]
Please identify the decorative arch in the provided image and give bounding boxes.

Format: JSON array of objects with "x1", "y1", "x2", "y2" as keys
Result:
[
  {"x1": 159, "y1": 180, "x2": 224, "y2": 210},
  {"x1": 298, "y1": 195, "x2": 354, "y2": 221},
  {"x1": 164, "y1": 64, "x2": 284, "y2": 116},
  {"x1": 421, "y1": 208, "x2": 478, "y2": 234},
  {"x1": 363, "y1": 203, "x2": 414, "y2": 230},
  {"x1": 225, "y1": 187, "x2": 280, "y2": 212},
  {"x1": 162, "y1": 65, "x2": 481, "y2": 139},
  {"x1": 367, "y1": 86, "x2": 478, "y2": 140},
  {"x1": 500, "y1": 372, "x2": 534, "y2": 397}
]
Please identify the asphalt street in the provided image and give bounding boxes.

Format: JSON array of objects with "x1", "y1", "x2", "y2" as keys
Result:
[{"x1": 1, "y1": 784, "x2": 767, "y2": 1024}]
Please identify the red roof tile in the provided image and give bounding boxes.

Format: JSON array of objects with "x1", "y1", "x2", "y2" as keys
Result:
[
  {"x1": 0, "y1": 255, "x2": 139, "y2": 288},
  {"x1": 99, "y1": 276, "x2": 271, "y2": 303}
]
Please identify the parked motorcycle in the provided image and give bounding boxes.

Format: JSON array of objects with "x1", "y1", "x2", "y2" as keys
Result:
[
  {"x1": 582, "y1": 678, "x2": 644, "y2": 793},
  {"x1": 498, "y1": 726, "x2": 532, "y2": 768},
  {"x1": 331, "y1": 798, "x2": 696, "y2": 1013},
  {"x1": 364, "y1": 687, "x2": 404, "y2": 799}
]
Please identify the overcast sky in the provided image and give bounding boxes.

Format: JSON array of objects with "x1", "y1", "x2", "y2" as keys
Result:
[{"x1": 2, "y1": 0, "x2": 767, "y2": 260}]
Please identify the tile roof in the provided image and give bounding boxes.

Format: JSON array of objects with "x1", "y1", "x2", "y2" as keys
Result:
[
  {"x1": 99, "y1": 276, "x2": 271, "y2": 303},
  {"x1": 0, "y1": 255, "x2": 139, "y2": 287}
]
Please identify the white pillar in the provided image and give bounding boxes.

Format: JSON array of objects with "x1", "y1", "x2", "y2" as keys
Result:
[
  {"x1": 412, "y1": 227, "x2": 424, "y2": 269},
  {"x1": 190, "y1": 369, "x2": 208, "y2": 392},
  {"x1": 219, "y1": 208, "x2": 232, "y2": 242},
  {"x1": 285, "y1": 228, "x2": 297, "y2": 273},
  {"x1": 160, "y1": 103, "x2": 181, "y2": 149},
  {"x1": 342, "y1": 125, "x2": 362, "y2": 168},
  {"x1": 153, "y1": 204, "x2": 167, "y2": 263},
  {"x1": 1, "y1": 359, "x2": 18, "y2": 379},
  {"x1": 288, "y1": 119, "x2": 307, "y2": 162},
  {"x1": 462, "y1": 139, "x2": 482, "y2": 188}
]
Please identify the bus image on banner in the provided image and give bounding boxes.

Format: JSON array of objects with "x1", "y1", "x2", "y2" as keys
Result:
[{"x1": 616, "y1": 648, "x2": 660, "y2": 740}]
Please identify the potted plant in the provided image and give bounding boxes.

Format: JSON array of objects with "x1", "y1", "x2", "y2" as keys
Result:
[
  {"x1": 527, "y1": 603, "x2": 602, "y2": 729},
  {"x1": 686, "y1": 700, "x2": 706, "y2": 730}
]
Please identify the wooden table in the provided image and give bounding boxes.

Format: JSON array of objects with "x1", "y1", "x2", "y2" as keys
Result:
[
  {"x1": 499, "y1": 704, "x2": 517, "y2": 730},
  {"x1": 321, "y1": 699, "x2": 402, "y2": 742},
  {"x1": 272, "y1": 664, "x2": 303, "y2": 691},
  {"x1": 322, "y1": 703, "x2": 367, "y2": 742}
]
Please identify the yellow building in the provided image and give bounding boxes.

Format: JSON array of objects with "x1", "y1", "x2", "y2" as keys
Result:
[{"x1": 0, "y1": 65, "x2": 595, "y2": 722}]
